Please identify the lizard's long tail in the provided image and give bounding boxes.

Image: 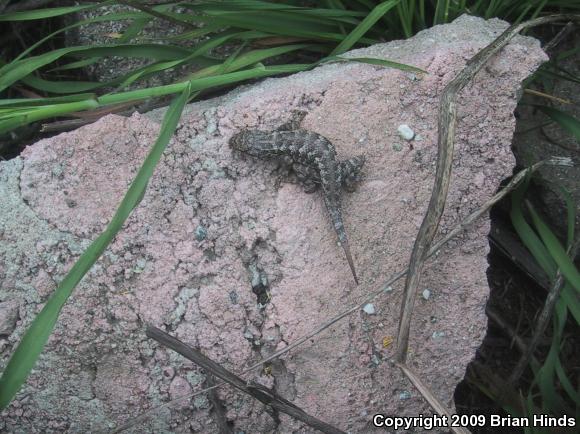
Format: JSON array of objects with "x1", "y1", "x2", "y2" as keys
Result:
[
  {"x1": 342, "y1": 239, "x2": 359, "y2": 285},
  {"x1": 327, "y1": 204, "x2": 359, "y2": 285}
]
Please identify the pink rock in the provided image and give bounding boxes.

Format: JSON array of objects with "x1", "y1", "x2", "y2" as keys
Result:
[
  {"x1": 0, "y1": 15, "x2": 547, "y2": 433},
  {"x1": 169, "y1": 376, "x2": 193, "y2": 409},
  {"x1": 0, "y1": 300, "x2": 19, "y2": 336}
]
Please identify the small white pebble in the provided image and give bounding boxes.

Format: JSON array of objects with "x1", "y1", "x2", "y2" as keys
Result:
[
  {"x1": 399, "y1": 391, "x2": 412, "y2": 400},
  {"x1": 362, "y1": 304, "x2": 376, "y2": 315},
  {"x1": 397, "y1": 124, "x2": 415, "y2": 141},
  {"x1": 422, "y1": 289, "x2": 431, "y2": 300}
]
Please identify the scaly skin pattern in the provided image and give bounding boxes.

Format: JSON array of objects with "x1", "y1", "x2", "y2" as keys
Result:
[{"x1": 229, "y1": 128, "x2": 364, "y2": 284}]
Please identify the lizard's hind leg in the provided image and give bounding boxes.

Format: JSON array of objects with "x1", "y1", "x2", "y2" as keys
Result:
[
  {"x1": 340, "y1": 155, "x2": 365, "y2": 192},
  {"x1": 293, "y1": 162, "x2": 320, "y2": 193}
]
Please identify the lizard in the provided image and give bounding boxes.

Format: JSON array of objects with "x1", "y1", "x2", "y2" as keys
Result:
[{"x1": 229, "y1": 120, "x2": 365, "y2": 285}]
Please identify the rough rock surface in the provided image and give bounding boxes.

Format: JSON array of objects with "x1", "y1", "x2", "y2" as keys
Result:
[{"x1": 0, "y1": 15, "x2": 547, "y2": 433}]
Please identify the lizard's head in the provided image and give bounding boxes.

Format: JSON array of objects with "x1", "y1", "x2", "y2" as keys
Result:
[
  {"x1": 229, "y1": 130, "x2": 256, "y2": 152},
  {"x1": 342, "y1": 155, "x2": 365, "y2": 192}
]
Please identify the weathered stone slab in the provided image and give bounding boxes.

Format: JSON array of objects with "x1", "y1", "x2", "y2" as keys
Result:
[{"x1": 0, "y1": 15, "x2": 546, "y2": 433}]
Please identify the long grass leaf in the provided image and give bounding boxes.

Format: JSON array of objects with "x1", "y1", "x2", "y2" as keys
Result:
[
  {"x1": 118, "y1": 16, "x2": 152, "y2": 43},
  {"x1": 193, "y1": 11, "x2": 352, "y2": 41},
  {"x1": 118, "y1": 0, "x2": 200, "y2": 30},
  {"x1": 560, "y1": 187, "x2": 575, "y2": 249},
  {"x1": 559, "y1": 284, "x2": 580, "y2": 325},
  {"x1": 116, "y1": 30, "x2": 245, "y2": 89},
  {"x1": 0, "y1": 44, "x2": 194, "y2": 93},
  {"x1": 19, "y1": 74, "x2": 106, "y2": 94},
  {"x1": 555, "y1": 356, "x2": 579, "y2": 404},
  {"x1": 0, "y1": 94, "x2": 98, "y2": 108},
  {"x1": 0, "y1": 2, "x2": 109, "y2": 21},
  {"x1": 187, "y1": 44, "x2": 314, "y2": 79},
  {"x1": 183, "y1": 1, "x2": 307, "y2": 12},
  {"x1": 527, "y1": 203, "x2": 580, "y2": 293},
  {"x1": 98, "y1": 64, "x2": 308, "y2": 105},
  {"x1": 510, "y1": 181, "x2": 557, "y2": 278},
  {"x1": 157, "y1": 23, "x2": 226, "y2": 42},
  {"x1": 188, "y1": 1, "x2": 365, "y2": 20},
  {"x1": 323, "y1": 55, "x2": 426, "y2": 73},
  {"x1": 533, "y1": 301, "x2": 567, "y2": 415},
  {"x1": 434, "y1": 0, "x2": 451, "y2": 24},
  {"x1": 50, "y1": 58, "x2": 101, "y2": 72},
  {"x1": 0, "y1": 99, "x2": 100, "y2": 135},
  {"x1": 330, "y1": 0, "x2": 399, "y2": 55},
  {"x1": 0, "y1": 84, "x2": 191, "y2": 411},
  {"x1": 13, "y1": 11, "x2": 149, "y2": 62},
  {"x1": 534, "y1": 105, "x2": 580, "y2": 141},
  {"x1": 0, "y1": 65, "x2": 309, "y2": 135}
]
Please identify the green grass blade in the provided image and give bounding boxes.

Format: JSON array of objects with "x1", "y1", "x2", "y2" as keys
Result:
[
  {"x1": 183, "y1": 1, "x2": 306, "y2": 12},
  {"x1": 533, "y1": 301, "x2": 568, "y2": 415},
  {"x1": 119, "y1": 0, "x2": 204, "y2": 30},
  {"x1": 555, "y1": 353, "x2": 579, "y2": 404},
  {"x1": 510, "y1": 181, "x2": 557, "y2": 278},
  {"x1": 559, "y1": 285, "x2": 580, "y2": 325},
  {"x1": 50, "y1": 58, "x2": 101, "y2": 72},
  {"x1": 536, "y1": 68, "x2": 580, "y2": 85},
  {"x1": 187, "y1": 43, "x2": 315, "y2": 79},
  {"x1": 13, "y1": 11, "x2": 149, "y2": 62},
  {"x1": 187, "y1": 0, "x2": 363, "y2": 20},
  {"x1": 217, "y1": 39, "x2": 248, "y2": 74},
  {"x1": 0, "y1": 2, "x2": 109, "y2": 21},
  {"x1": 0, "y1": 44, "x2": 194, "y2": 93},
  {"x1": 0, "y1": 99, "x2": 100, "y2": 135},
  {"x1": 555, "y1": 47, "x2": 580, "y2": 62},
  {"x1": 193, "y1": 10, "x2": 351, "y2": 41},
  {"x1": 117, "y1": 15, "x2": 152, "y2": 43},
  {"x1": 0, "y1": 93, "x2": 98, "y2": 108},
  {"x1": 115, "y1": 29, "x2": 245, "y2": 89},
  {"x1": 510, "y1": 182, "x2": 580, "y2": 322},
  {"x1": 0, "y1": 83, "x2": 191, "y2": 411},
  {"x1": 19, "y1": 74, "x2": 106, "y2": 94},
  {"x1": 561, "y1": 188, "x2": 575, "y2": 249},
  {"x1": 323, "y1": 55, "x2": 426, "y2": 73},
  {"x1": 98, "y1": 64, "x2": 309, "y2": 105},
  {"x1": 527, "y1": 203, "x2": 580, "y2": 293},
  {"x1": 395, "y1": 0, "x2": 412, "y2": 37},
  {"x1": 534, "y1": 105, "x2": 580, "y2": 141},
  {"x1": 433, "y1": 0, "x2": 451, "y2": 24},
  {"x1": 330, "y1": 0, "x2": 399, "y2": 55},
  {"x1": 0, "y1": 64, "x2": 310, "y2": 135},
  {"x1": 157, "y1": 23, "x2": 226, "y2": 42}
]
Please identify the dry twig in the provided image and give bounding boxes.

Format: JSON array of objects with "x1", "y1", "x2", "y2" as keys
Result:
[
  {"x1": 396, "y1": 362, "x2": 471, "y2": 434},
  {"x1": 145, "y1": 325, "x2": 346, "y2": 434},
  {"x1": 394, "y1": 13, "x2": 580, "y2": 363}
]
